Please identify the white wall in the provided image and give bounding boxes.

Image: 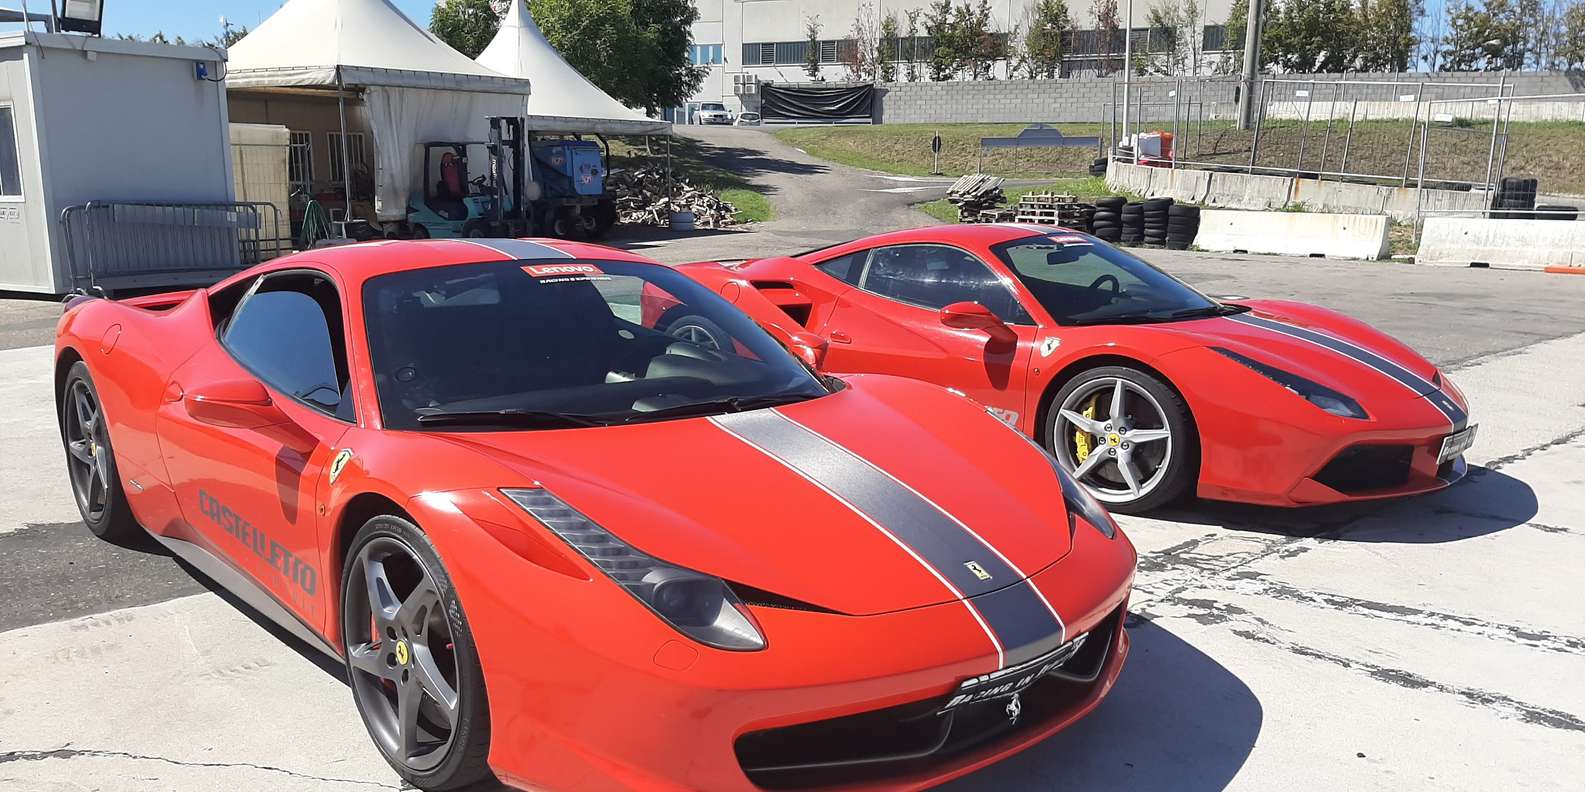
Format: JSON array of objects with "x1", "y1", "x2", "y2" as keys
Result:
[
  {"x1": 0, "y1": 44, "x2": 49, "y2": 292},
  {"x1": 687, "y1": 0, "x2": 1237, "y2": 112}
]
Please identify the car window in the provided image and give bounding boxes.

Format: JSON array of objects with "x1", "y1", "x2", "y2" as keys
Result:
[
  {"x1": 858, "y1": 244, "x2": 1026, "y2": 322},
  {"x1": 363, "y1": 260, "x2": 828, "y2": 431},
  {"x1": 992, "y1": 234, "x2": 1216, "y2": 325},
  {"x1": 223, "y1": 272, "x2": 355, "y2": 421},
  {"x1": 813, "y1": 250, "x2": 868, "y2": 286}
]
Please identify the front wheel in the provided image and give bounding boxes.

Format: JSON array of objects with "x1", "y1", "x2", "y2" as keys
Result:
[
  {"x1": 342, "y1": 516, "x2": 492, "y2": 790},
  {"x1": 1044, "y1": 365, "x2": 1196, "y2": 513}
]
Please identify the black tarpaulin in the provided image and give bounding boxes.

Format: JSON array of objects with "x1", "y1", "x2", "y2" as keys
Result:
[{"x1": 760, "y1": 83, "x2": 875, "y2": 122}]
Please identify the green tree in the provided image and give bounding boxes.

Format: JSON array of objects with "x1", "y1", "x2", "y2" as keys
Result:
[
  {"x1": 1263, "y1": 0, "x2": 1360, "y2": 72},
  {"x1": 924, "y1": 0, "x2": 957, "y2": 80},
  {"x1": 1092, "y1": 0, "x2": 1121, "y2": 75},
  {"x1": 878, "y1": 12, "x2": 900, "y2": 82},
  {"x1": 1021, "y1": 0, "x2": 1073, "y2": 78},
  {"x1": 1563, "y1": 0, "x2": 1585, "y2": 68},
  {"x1": 1146, "y1": 0, "x2": 1184, "y2": 74},
  {"x1": 844, "y1": 2, "x2": 878, "y2": 81},
  {"x1": 429, "y1": 0, "x2": 508, "y2": 59},
  {"x1": 1441, "y1": 0, "x2": 1525, "y2": 69},
  {"x1": 957, "y1": 0, "x2": 1001, "y2": 79},
  {"x1": 1356, "y1": 0, "x2": 1421, "y2": 71},
  {"x1": 904, "y1": 9, "x2": 923, "y2": 81},
  {"x1": 804, "y1": 15, "x2": 823, "y2": 79},
  {"x1": 630, "y1": 0, "x2": 703, "y2": 110}
]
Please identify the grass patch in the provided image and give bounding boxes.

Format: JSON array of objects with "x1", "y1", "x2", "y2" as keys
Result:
[
  {"x1": 1388, "y1": 222, "x2": 1419, "y2": 258},
  {"x1": 775, "y1": 123, "x2": 1106, "y2": 178},
  {"x1": 915, "y1": 176, "x2": 1135, "y2": 223},
  {"x1": 609, "y1": 137, "x2": 775, "y2": 224}
]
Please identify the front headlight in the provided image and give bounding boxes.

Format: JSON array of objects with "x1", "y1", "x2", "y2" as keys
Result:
[
  {"x1": 1213, "y1": 347, "x2": 1368, "y2": 420},
  {"x1": 502, "y1": 488, "x2": 767, "y2": 651},
  {"x1": 986, "y1": 408, "x2": 1118, "y2": 539}
]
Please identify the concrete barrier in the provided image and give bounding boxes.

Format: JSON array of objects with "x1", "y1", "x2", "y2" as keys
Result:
[
  {"x1": 1416, "y1": 217, "x2": 1585, "y2": 270},
  {"x1": 1196, "y1": 210, "x2": 1393, "y2": 260},
  {"x1": 1108, "y1": 161, "x2": 1489, "y2": 221}
]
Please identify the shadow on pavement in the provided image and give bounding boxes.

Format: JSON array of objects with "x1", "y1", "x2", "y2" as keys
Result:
[
  {"x1": 1150, "y1": 465, "x2": 1537, "y2": 544},
  {"x1": 943, "y1": 617, "x2": 1261, "y2": 791}
]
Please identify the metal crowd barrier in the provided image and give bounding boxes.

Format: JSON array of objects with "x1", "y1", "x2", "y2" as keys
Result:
[{"x1": 60, "y1": 201, "x2": 287, "y2": 293}]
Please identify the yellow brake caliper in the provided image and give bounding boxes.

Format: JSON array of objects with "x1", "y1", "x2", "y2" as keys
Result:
[{"x1": 1074, "y1": 395, "x2": 1100, "y2": 463}]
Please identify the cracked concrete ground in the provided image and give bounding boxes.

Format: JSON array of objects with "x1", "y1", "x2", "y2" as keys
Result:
[{"x1": 2, "y1": 126, "x2": 1583, "y2": 790}]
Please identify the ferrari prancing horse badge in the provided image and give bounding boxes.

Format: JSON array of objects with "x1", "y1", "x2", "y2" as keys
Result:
[{"x1": 329, "y1": 449, "x2": 354, "y2": 485}]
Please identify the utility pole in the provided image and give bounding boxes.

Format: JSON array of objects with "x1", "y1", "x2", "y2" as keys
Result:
[{"x1": 1237, "y1": 0, "x2": 1263, "y2": 130}]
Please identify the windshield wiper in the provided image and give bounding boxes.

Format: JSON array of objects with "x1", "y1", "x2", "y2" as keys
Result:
[
  {"x1": 622, "y1": 392, "x2": 816, "y2": 423},
  {"x1": 415, "y1": 408, "x2": 613, "y2": 429},
  {"x1": 1163, "y1": 304, "x2": 1250, "y2": 320},
  {"x1": 1067, "y1": 303, "x2": 1249, "y2": 327}
]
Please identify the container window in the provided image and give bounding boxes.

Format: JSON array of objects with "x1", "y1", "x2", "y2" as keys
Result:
[{"x1": 0, "y1": 106, "x2": 21, "y2": 198}]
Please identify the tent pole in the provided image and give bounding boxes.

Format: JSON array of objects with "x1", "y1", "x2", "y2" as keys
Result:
[
  {"x1": 666, "y1": 135, "x2": 674, "y2": 219},
  {"x1": 336, "y1": 67, "x2": 354, "y2": 231}
]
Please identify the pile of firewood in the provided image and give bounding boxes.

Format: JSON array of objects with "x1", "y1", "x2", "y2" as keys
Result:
[
  {"x1": 946, "y1": 174, "x2": 1006, "y2": 223},
  {"x1": 607, "y1": 167, "x2": 740, "y2": 229}
]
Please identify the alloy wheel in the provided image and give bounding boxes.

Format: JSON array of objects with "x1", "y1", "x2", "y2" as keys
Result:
[
  {"x1": 1051, "y1": 377, "x2": 1174, "y2": 504},
  {"x1": 344, "y1": 537, "x2": 462, "y2": 773},
  {"x1": 670, "y1": 323, "x2": 723, "y2": 351},
  {"x1": 64, "y1": 379, "x2": 111, "y2": 522}
]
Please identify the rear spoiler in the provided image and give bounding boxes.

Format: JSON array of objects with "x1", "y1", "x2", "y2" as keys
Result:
[{"x1": 63, "y1": 288, "x2": 201, "y2": 314}]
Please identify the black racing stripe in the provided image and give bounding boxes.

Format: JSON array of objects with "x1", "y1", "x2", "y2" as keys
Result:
[
  {"x1": 1229, "y1": 313, "x2": 1467, "y2": 428},
  {"x1": 455, "y1": 238, "x2": 572, "y2": 260},
  {"x1": 712, "y1": 410, "x2": 1066, "y2": 663},
  {"x1": 971, "y1": 582, "x2": 1071, "y2": 666}
]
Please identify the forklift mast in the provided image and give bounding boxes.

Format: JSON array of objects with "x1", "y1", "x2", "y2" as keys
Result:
[{"x1": 486, "y1": 116, "x2": 530, "y2": 235}]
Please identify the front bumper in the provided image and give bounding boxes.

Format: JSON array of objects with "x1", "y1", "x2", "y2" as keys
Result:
[{"x1": 419, "y1": 496, "x2": 1135, "y2": 791}]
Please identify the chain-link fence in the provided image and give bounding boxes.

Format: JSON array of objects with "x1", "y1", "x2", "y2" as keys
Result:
[{"x1": 1105, "y1": 76, "x2": 1534, "y2": 186}]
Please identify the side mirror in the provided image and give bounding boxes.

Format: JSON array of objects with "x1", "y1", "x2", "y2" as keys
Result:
[
  {"x1": 941, "y1": 301, "x2": 1015, "y2": 342},
  {"x1": 184, "y1": 378, "x2": 290, "y2": 430},
  {"x1": 762, "y1": 321, "x2": 829, "y2": 371}
]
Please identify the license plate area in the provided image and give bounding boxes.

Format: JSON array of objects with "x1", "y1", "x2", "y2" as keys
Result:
[
  {"x1": 1438, "y1": 424, "x2": 1478, "y2": 464},
  {"x1": 938, "y1": 633, "x2": 1088, "y2": 715}
]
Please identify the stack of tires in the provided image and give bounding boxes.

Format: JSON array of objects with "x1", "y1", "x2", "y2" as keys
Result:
[
  {"x1": 1120, "y1": 201, "x2": 1145, "y2": 245},
  {"x1": 1090, "y1": 197, "x2": 1124, "y2": 242},
  {"x1": 1089, "y1": 157, "x2": 1109, "y2": 177},
  {"x1": 1075, "y1": 204, "x2": 1097, "y2": 234},
  {"x1": 1142, "y1": 197, "x2": 1174, "y2": 247},
  {"x1": 1167, "y1": 204, "x2": 1201, "y2": 249},
  {"x1": 1491, "y1": 177, "x2": 1537, "y2": 220}
]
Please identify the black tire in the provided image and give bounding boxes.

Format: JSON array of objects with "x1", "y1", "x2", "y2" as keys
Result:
[
  {"x1": 665, "y1": 314, "x2": 732, "y2": 352},
  {"x1": 412, "y1": 224, "x2": 431, "y2": 240},
  {"x1": 1043, "y1": 365, "x2": 1197, "y2": 513},
  {"x1": 1535, "y1": 204, "x2": 1578, "y2": 221},
  {"x1": 342, "y1": 516, "x2": 493, "y2": 791},
  {"x1": 592, "y1": 199, "x2": 619, "y2": 237},
  {"x1": 60, "y1": 361, "x2": 139, "y2": 542}
]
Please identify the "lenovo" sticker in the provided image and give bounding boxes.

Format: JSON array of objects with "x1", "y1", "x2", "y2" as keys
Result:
[{"x1": 523, "y1": 263, "x2": 604, "y2": 278}]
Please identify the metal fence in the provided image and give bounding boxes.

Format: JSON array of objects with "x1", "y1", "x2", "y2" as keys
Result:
[
  {"x1": 1105, "y1": 76, "x2": 1526, "y2": 186},
  {"x1": 61, "y1": 201, "x2": 285, "y2": 293}
]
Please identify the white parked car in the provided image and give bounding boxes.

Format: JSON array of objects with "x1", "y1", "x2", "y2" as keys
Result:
[
  {"x1": 696, "y1": 102, "x2": 734, "y2": 125},
  {"x1": 734, "y1": 112, "x2": 762, "y2": 127}
]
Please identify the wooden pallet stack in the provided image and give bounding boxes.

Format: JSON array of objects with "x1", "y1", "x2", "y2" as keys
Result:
[
  {"x1": 946, "y1": 174, "x2": 1006, "y2": 223},
  {"x1": 1013, "y1": 193, "x2": 1090, "y2": 227}
]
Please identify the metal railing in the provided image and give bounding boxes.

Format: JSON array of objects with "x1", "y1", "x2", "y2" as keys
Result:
[{"x1": 61, "y1": 201, "x2": 286, "y2": 293}]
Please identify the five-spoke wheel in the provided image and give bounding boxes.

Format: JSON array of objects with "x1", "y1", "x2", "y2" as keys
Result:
[
  {"x1": 342, "y1": 517, "x2": 491, "y2": 790},
  {"x1": 1046, "y1": 365, "x2": 1196, "y2": 513},
  {"x1": 60, "y1": 362, "x2": 136, "y2": 540}
]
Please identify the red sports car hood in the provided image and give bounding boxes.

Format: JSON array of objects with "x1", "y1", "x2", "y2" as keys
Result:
[
  {"x1": 1148, "y1": 299, "x2": 1445, "y2": 402},
  {"x1": 436, "y1": 380, "x2": 1077, "y2": 616}
]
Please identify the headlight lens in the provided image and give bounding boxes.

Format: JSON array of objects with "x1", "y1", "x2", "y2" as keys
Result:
[
  {"x1": 1213, "y1": 347, "x2": 1368, "y2": 420},
  {"x1": 987, "y1": 409, "x2": 1118, "y2": 539},
  {"x1": 502, "y1": 488, "x2": 766, "y2": 651}
]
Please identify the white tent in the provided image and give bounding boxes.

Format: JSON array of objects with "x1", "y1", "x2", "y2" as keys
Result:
[
  {"x1": 475, "y1": 0, "x2": 670, "y2": 136},
  {"x1": 226, "y1": 0, "x2": 533, "y2": 222}
]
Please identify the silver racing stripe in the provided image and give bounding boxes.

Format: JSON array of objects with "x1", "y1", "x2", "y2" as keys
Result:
[
  {"x1": 709, "y1": 409, "x2": 1067, "y2": 668},
  {"x1": 452, "y1": 238, "x2": 574, "y2": 261},
  {"x1": 1227, "y1": 312, "x2": 1469, "y2": 430}
]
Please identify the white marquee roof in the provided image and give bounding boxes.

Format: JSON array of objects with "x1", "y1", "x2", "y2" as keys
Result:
[
  {"x1": 475, "y1": 0, "x2": 669, "y2": 134},
  {"x1": 226, "y1": 0, "x2": 530, "y2": 95}
]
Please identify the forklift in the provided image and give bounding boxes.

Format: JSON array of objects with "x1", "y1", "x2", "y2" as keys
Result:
[{"x1": 398, "y1": 116, "x2": 615, "y2": 240}]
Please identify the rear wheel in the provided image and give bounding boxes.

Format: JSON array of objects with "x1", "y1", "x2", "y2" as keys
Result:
[
  {"x1": 61, "y1": 361, "x2": 139, "y2": 542},
  {"x1": 342, "y1": 516, "x2": 492, "y2": 790},
  {"x1": 666, "y1": 314, "x2": 731, "y2": 352},
  {"x1": 1044, "y1": 365, "x2": 1196, "y2": 513}
]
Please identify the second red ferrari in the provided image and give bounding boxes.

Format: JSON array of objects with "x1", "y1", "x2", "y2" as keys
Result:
[{"x1": 663, "y1": 224, "x2": 1476, "y2": 511}]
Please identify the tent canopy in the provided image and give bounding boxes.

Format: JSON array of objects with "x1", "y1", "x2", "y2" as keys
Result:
[
  {"x1": 476, "y1": 0, "x2": 669, "y2": 135},
  {"x1": 227, "y1": 0, "x2": 531, "y2": 94},
  {"x1": 224, "y1": 0, "x2": 532, "y2": 222}
]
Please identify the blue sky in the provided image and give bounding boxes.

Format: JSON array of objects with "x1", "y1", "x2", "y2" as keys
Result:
[{"x1": 2, "y1": 1, "x2": 438, "y2": 43}]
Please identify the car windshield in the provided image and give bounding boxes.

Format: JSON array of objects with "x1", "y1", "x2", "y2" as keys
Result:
[
  {"x1": 701, "y1": 103, "x2": 726, "y2": 111},
  {"x1": 363, "y1": 260, "x2": 830, "y2": 431},
  {"x1": 991, "y1": 233, "x2": 1238, "y2": 326}
]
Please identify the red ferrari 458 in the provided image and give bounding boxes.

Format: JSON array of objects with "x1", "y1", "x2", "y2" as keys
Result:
[
  {"x1": 55, "y1": 238, "x2": 1136, "y2": 791},
  {"x1": 662, "y1": 225, "x2": 1476, "y2": 512}
]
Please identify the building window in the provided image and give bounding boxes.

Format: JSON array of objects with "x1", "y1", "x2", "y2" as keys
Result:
[
  {"x1": 742, "y1": 42, "x2": 775, "y2": 66},
  {"x1": 0, "y1": 106, "x2": 21, "y2": 199},
  {"x1": 689, "y1": 44, "x2": 723, "y2": 65},
  {"x1": 1202, "y1": 25, "x2": 1230, "y2": 52},
  {"x1": 288, "y1": 131, "x2": 313, "y2": 192},
  {"x1": 327, "y1": 132, "x2": 366, "y2": 185},
  {"x1": 819, "y1": 40, "x2": 838, "y2": 63},
  {"x1": 774, "y1": 41, "x2": 805, "y2": 65}
]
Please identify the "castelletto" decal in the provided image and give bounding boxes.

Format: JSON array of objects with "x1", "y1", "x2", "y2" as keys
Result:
[{"x1": 197, "y1": 489, "x2": 319, "y2": 595}]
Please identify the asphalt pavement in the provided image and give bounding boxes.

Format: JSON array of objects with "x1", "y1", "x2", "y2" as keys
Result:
[{"x1": 1, "y1": 128, "x2": 1583, "y2": 791}]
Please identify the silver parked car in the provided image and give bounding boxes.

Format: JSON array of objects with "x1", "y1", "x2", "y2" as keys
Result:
[
  {"x1": 696, "y1": 102, "x2": 733, "y2": 125},
  {"x1": 734, "y1": 111, "x2": 762, "y2": 127}
]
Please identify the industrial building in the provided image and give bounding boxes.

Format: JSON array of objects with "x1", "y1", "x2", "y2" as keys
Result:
[{"x1": 685, "y1": 0, "x2": 1239, "y2": 116}]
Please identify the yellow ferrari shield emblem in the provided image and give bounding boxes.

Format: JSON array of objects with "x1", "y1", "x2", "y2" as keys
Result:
[
  {"x1": 394, "y1": 640, "x2": 410, "y2": 666},
  {"x1": 964, "y1": 561, "x2": 992, "y2": 581},
  {"x1": 328, "y1": 449, "x2": 354, "y2": 485}
]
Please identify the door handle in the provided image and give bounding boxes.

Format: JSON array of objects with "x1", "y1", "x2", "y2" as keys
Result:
[{"x1": 829, "y1": 330, "x2": 853, "y2": 344}]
